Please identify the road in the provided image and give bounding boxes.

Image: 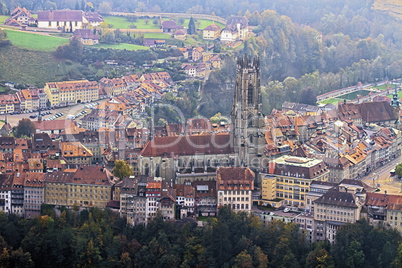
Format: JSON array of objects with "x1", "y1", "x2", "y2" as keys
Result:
[{"x1": 361, "y1": 155, "x2": 402, "y2": 194}]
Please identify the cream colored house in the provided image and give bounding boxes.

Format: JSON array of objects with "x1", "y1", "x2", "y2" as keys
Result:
[
  {"x1": 203, "y1": 24, "x2": 221, "y2": 40},
  {"x1": 37, "y1": 10, "x2": 88, "y2": 32}
]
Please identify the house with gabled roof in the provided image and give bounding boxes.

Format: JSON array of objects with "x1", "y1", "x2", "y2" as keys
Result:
[
  {"x1": 5, "y1": 7, "x2": 34, "y2": 26},
  {"x1": 37, "y1": 10, "x2": 88, "y2": 32},
  {"x1": 217, "y1": 167, "x2": 254, "y2": 212},
  {"x1": 161, "y1": 20, "x2": 178, "y2": 33},
  {"x1": 221, "y1": 16, "x2": 249, "y2": 42},
  {"x1": 203, "y1": 24, "x2": 221, "y2": 40},
  {"x1": 34, "y1": 119, "x2": 77, "y2": 135},
  {"x1": 44, "y1": 166, "x2": 118, "y2": 209},
  {"x1": 72, "y1": 29, "x2": 100, "y2": 45},
  {"x1": 313, "y1": 188, "x2": 364, "y2": 243}
]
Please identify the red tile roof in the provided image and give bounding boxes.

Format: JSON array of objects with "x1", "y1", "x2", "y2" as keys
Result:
[
  {"x1": 34, "y1": 119, "x2": 75, "y2": 131},
  {"x1": 141, "y1": 134, "x2": 233, "y2": 157},
  {"x1": 217, "y1": 167, "x2": 254, "y2": 191},
  {"x1": 37, "y1": 10, "x2": 84, "y2": 22}
]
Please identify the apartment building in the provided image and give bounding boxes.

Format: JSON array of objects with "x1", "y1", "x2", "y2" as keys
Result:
[
  {"x1": 44, "y1": 80, "x2": 99, "y2": 107},
  {"x1": 217, "y1": 167, "x2": 254, "y2": 213},
  {"x1": 262, "y1": 156, "x2": 330, "y2": 208}
]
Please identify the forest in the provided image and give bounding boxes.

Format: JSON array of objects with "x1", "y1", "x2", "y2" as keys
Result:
[{"x1": 0, "y1": 206, "x2": 401, "y2": 268}]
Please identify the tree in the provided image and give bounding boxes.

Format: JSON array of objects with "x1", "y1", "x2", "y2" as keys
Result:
[
  {"x1": 113, "y1": 160, "x2": 132, "y2": 180},
  {"x1": 345, "y1": 241, "x2": 365, "y2": 268},
  {"x1": 55, "y1": 36, "x2": 83, "y2": 61},
  {"x1": 0, "y1": 1, "x2": 7, "y2": 16},
  {"x1": 299, "y1": 87, "x2": 317, "y2": 105},
  {"x1": 15, "y1": 119, "x2": 35, "y2": 138},
  {"x1": 233, "y1": 250, "x2": 253, "y2": 268},
  {"x1": 98, "y1": 1, "x2": 112, "y2": 14},
  {"x1": 0, "y1": 28, "x2": 10, "y2": 47},
  {"x1": 188, "y1": 17, "x2": 196, "y2": 35},
  {"x1": 395, "y1": 163, "x2": 402, "y2": 178},
  {"x1": 306, "y1": 241, "x2": 334, "y2": 268}
]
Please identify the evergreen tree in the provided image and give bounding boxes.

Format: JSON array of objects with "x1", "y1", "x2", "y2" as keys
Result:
[{"x1": 188, "y1": 17, "x2": 196, "y2": 35}]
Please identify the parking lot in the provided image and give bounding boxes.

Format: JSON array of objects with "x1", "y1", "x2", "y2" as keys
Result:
[{"x1": 4, "y1": 101, "x2": 99, "y2": 127}]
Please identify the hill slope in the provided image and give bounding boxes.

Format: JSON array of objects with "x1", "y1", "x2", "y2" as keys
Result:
[
  {"x1": 373, "y1": 0, "x2": 402, "y2": 18},
  {"x1": 0, "y1": 45, "x2": 81, "y2": 87}
]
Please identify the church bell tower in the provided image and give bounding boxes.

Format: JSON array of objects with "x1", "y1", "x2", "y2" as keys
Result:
[{"x1": 231, "y1": 56, "x2": 265, "y2": 167}]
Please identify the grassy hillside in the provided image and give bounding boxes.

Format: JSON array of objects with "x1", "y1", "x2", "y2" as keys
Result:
[
  {"x1": 0, "y1": 45, "x2": 81, "y2": 87},
  {"x1": 4, "y1": 29, "x2": 69, "y2": 51},
  {"x1": 93, "y1": 43, "x2": 149, "y2": 50},
  {"x1": 181, "y1": 18, "x2": 225, "y2": 30},
  {"x1": 0, "y1": 15, "x2": 7, "y2": 24},
  {"x1": 103, "y1": 16, "x2": 160, "y2": 29}
]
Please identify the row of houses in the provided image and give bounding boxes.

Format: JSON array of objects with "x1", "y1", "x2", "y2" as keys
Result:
[
  {"x1": 0, "y1": 89, "x2": 48, "y2": 114},
  {"x1": 161, "y1": 16, "x2": 249, "y2": 42},
  {"x1": 257, "y1": 178, "x2": 402, "y2": 243},
  {"x1": 0, "y1": 151, "x2": 254, "y2": 226},
  {"x1": 264, "y1": 101, "x2": 401, "y2": 181},
  {"x1": 0, "y1": 71, "x2": 174, "y2": 114}
]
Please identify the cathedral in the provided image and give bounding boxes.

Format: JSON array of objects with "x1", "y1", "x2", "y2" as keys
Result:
[{"x1": 138, "y1": 56, "x2": 267, "y2": 182}]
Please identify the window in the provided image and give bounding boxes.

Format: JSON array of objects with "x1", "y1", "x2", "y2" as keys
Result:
[{"x1": 247, "y1": 83, "x2": 253, "y2": 105}]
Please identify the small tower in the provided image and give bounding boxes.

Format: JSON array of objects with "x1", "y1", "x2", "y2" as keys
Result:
[
  {"x1": 391, "y1": 85, "x2": 400, "y2": 108},
  {"x1": 231, "y1": 56, "x2": 265, "y2": 167},
  {"x1": 391, "y1": 85, "x2": 400, "y2": 128}
]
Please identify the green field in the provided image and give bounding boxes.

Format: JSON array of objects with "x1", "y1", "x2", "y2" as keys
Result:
[
  {"x1": 0, "y1": 15, "x2": 8, "y2": 24},
  {"x1": 143, "y1": 32, "x2": 172, "y2": 39},
  {"x1": 338, "y1": 89, "x2": 371, "y2": 100},
  {"x1": 181, "y1": 18, "x2": 225, "y2": 30},
  {"x1": 93, "y1": 43, "x2": 149, "y2": 50},
  {"x1": 5, "y1": 29, "x2": 69, "y2": 51},
  {"x1": 0, "y1": 85, "x2": 9, "y2": 93},
  {"x1": 387, "y1": 91, "x2": 402, "y2": 98},
  {"x1": 373, "y1": 84, "x2": 390, "y2": 90},
  {"x1": 103, "y1": 16, "x2": 159, "y2": 29},
  {"x1": 319, "y1": 98, "x2": 342, "y2": 105}
]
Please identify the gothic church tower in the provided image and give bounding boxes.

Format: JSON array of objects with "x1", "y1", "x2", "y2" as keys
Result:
[{"x1": 231, "y1": 56, "x2": 265, "y2": 167}]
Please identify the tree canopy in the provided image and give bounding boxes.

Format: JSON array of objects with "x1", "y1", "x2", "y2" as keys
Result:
[
  {"x1": 113, "y1": 160, "x2": 133, "y2": 180},
  {"x1": 14, "y1": 118, "x2": 35, "y2": 138}
]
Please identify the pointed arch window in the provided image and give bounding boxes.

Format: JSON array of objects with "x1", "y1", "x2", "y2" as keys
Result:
[
  {"x1": 247, "y1": 83, "x2": 254, "y2": 105},
  {"x1": 155, "y1": 164, "x2": 160, "y2": 177}
]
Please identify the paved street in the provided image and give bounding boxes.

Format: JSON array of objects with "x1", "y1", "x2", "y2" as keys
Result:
[{"x1": 361, "y1": 155, "x2": 402, "y2": 194}]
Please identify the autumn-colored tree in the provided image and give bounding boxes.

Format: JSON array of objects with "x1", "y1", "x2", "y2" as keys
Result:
[{"x1": 113, "y1": 160, "x2": 132, "y2": 180}]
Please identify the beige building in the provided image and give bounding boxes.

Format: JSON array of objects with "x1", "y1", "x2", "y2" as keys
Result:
[
  {"x1": 217, "y1": 167, "x2": 254, "y2": 212},
  {"x1": 44, "y1": 166, "x2": 118, "y2": 208},
  {"x1": 203, "y1": 24, "x2": 221, "y2": 40},
  {"x1": 44, "y1": 80, "x2": 99, "y2": 107},
  {"x1": 60, "y1": 142, "x2": 93, "y2": 165},
  {"x1": 365, "y1": 192, "x2": 402, "y2": 235},
  {"x1": 313, "y1": 189, "x2": 363, "y2": 243},
  {"x1": 23, "y1": 172, "x2": 45, "y2": 218},
  {"x1": 261, "y1": 156, "x2": 330, "y2": 208},
  {"x1": 0, "y1": 94, "x2": 19, "y2": 114}
]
